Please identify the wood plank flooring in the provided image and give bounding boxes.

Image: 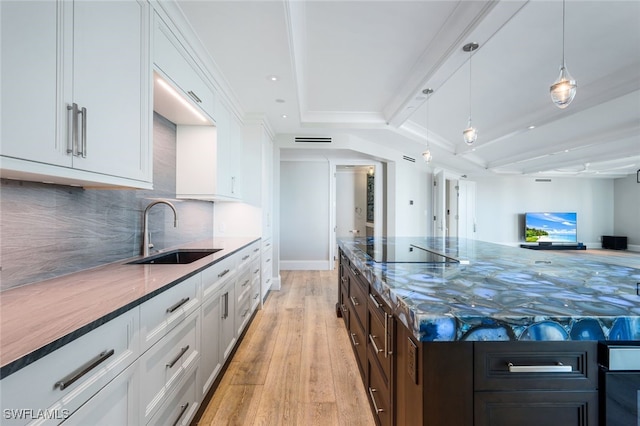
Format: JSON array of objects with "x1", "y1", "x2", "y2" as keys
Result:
[{"x1": 195, "y1": 270, "x2": 375, "y2": 426}]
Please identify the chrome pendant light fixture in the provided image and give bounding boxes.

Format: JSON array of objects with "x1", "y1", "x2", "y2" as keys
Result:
[
  {"x1": 422, "y1": 88, "x2": 433, "y2": 163},
  {"x1": 462, "y1": 42, "x2": 479, "y2": 145},
  {"x1": 550, "y1": 0, "x2": 577, "y2": 108}
]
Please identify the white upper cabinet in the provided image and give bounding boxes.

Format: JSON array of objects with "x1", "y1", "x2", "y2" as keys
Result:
[
  {"x1": 153, "y1": 12, "x2": 215, "y2": 123},
  {"x1": 0, "y1": 0, "x2": 152, "y2": 189},
  {"x1": 175, "y1": 98, "x2": 242, "y2": 201}
]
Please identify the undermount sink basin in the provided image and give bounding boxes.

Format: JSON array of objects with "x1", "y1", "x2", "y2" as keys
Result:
[{"x1": 128, "y1": 248, "x2": 222, "y2": 265}]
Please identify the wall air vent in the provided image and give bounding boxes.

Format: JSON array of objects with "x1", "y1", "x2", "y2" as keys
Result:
[
  {"x1": 294, "y1": 136, "x2": 332, "y2": 143},
  {"x1": 535, "y1": 178, "x2": 552, "y2": 182},
  {"x1": 402, "y1": 155, "x2": 416, "y2": 163}
]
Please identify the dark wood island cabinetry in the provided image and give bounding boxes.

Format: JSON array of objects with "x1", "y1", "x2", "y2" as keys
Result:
[{"x1": 335, "y1": 240, "x2": 636, "y2": 426}]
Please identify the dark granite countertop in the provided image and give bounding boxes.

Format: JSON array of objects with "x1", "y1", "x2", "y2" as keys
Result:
[
  {"x1": 0, "y1": 237, "x2": 260, "y2": 378},
  {"x1": 338, "y1": 237, "x2": 640, "y2": 342}
]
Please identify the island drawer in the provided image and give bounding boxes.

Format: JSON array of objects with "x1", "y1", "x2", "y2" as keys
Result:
[
  {"x1": 348, "y1": 267, "x2": 368, "y2": 330},
  {"x1": 368, "y1": 303, "x2": 392, "y2": 386},
  {"x1": 349, "y1": 315, "x2": 367, "y2": 378},
  {"x1": 474, "y1": 341, "x2": 598, "y2": 391},
  {"x1": 367, "y1": 355, "x2": 392, "y2": 426}
]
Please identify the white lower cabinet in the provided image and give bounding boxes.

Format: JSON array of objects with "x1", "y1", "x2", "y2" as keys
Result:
[
  {"x1": 0, "y1": 240, "x2": 262, "y2": 426},
  {"x1": 148, "y1": 363, "x2": 199, "y2": 426},
  {"x1": 220, "y1": 278, "x2": 237, "y2": 362},
  {"x1": 62, "y1": 360, "x2": 139, "y2": 426},
  {"x1": 0, "y1": 309, "x2": 139, "y2": 426},
  {"x1": 139, "y1": 309, "x2": 200, "y2": 424}
]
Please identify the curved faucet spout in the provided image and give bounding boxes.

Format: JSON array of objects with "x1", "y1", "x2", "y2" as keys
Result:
[{"x1": 142, "y1": 200, "x2": 178, "y2": 257}]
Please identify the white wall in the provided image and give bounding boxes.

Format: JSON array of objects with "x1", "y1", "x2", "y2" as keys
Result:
[
  {"x1": 614, "y1": 174, "x2": 640, "y2": 250},
  {"x1": 212, "y1": 202, "x2": 261, "y2": 238},
  {"x1": 280, "y1": 160, "x2": 331, "y2": 269},
  {"x1": 392, "y1": 160, "x2": 430, "y2": 237},
  {"x1": 474, "y1": 176, "x2": 615, "y2": 246}
]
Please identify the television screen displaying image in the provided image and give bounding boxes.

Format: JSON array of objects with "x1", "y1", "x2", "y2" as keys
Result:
[{"x1": 525, "y1": 212, "x2": 577, "y2": 243}]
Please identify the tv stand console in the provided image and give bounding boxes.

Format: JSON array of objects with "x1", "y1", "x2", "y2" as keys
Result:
[{"x1": 520, "y1": 244, "x2": 586, "y2": 250}]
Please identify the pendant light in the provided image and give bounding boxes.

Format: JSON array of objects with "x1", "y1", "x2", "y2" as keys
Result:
[
  {"x1": 462, "y1": 42, "x2": 479, "y2": 145},
  {"x1": 422, "y1": 88, "x2": 433, "y2": 163},
  {"x1": 550, "y1": 0, "x2": 577, "y2": 108}
]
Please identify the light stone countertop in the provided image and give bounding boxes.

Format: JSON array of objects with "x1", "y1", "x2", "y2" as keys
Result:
[{"x1": 0, "y1": 237, "x2": 259, "y2": 378}]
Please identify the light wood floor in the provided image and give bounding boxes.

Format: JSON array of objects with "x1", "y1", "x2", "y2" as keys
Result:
[{"x1": 195, "y1": 269, "x2": 375, "y2": 426}]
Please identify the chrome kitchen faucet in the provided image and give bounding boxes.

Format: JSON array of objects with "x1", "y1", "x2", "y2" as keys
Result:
[{"x1": 142, "y1": 200, "x2": 178, "y2": 257}]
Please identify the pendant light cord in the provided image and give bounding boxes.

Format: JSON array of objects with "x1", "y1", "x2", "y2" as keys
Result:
[
  {"x1": 561, "y1": 0, "x2": 566, "y2": 67},
  {"x1": 468, "y1": 49, "x2": 473, "y2": 125}
]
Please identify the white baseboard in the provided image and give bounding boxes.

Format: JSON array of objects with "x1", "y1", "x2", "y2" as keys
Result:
[{"x1": 279, "y1": 260, "x2": 332, "y2": 270}]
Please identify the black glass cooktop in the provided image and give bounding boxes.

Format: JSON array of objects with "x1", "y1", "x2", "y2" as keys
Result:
[{"x1": 357, "y1": 242, "x2": 459, "y2": 264}]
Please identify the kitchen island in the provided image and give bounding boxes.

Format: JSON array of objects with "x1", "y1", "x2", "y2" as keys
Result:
[{"x1": 337, "y1": 237, "x2": 640, "y2": 426}]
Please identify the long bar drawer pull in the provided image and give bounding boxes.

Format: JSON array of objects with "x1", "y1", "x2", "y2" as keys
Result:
[
  {"x1": 507, "y1": 362, "x2": 572, "y2": 373},
  {"x1": 368, "y1": 387, "x2": 384, "y2": 413},
  {"x1": 350, "y1": 332, "x2": 360, "y2": 346},
  {"x1": 350, "y1": 296, "x2": 359, "y2": 306},
  {"x1": 166, "y1": 345, "x2": 190, "y2": 368},
  {"x1": 172, "y1": 402, "x2": 189, "y2": 426},
  {"x1": 369, "y1": 293, "x2": 382, "y2": 309},
  {"x1": 187, "y1": 90, "x2": 201, "y2": 103},
  {"x1": 350, "y1": 267, "x2": 359, "y2": 276},
  {"x1": 369, "y1": 334, "x2": 384, "y2": 354},
  {"x1": 242, "y1": 255, "x2": 250, "y2": 261},
  {"x1": 55, "y1": 349, "x2": 115, "y2": 390},
  {"x1": 166, "y1": 297, "x2": 190, "y2": 313},
  {"x1": 218, "y1": 269, "x2": 230, "y2": 278}
]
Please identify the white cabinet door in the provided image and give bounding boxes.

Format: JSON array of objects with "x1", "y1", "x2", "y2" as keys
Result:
[
  {"x1": 220, "y1": 278, "x2": 236, "y2": 361},
  {"x1": 0, "y1": 0, "x2": 152, "y2": 188},
  {"x1": 62, "y1": 361, "x2": 139, "y2": 426},
  {"x1": 69, "y1": 0, "x2": 151, "y2": 183},
  {"x1": 199, "y1": 289, "x2": 222, "y2": 397},
  {"x1": 153, "y1": 13, "x2": 215, "y2": 121},
  {"x1": 1, "y1": 1, "x2": 63, "y2": 166},
  {"x1": 228, "y1": 113, "x2": 243, "y2": 199}
]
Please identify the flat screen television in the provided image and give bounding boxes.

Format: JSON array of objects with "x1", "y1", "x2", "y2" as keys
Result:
[{"x1": 524, "y1": 212, "x2": 577, "y2": 243}]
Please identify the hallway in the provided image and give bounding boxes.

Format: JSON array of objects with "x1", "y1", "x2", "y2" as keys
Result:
[{"x1": 195, "y1": 269, "x2": 375, "y2": 425}]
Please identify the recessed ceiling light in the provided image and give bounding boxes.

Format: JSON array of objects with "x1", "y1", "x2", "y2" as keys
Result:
[
  {"x1": 281, "y1": 114, "x2": 288, "y2": 118},
  {"x1": 275, "y1": 99, "x2": 285, "y2": 103},
  {"x1": 528, "y1": 125, "x2": 536, "y2": 130},
  {"x1": 267, "y1": 75, "x2": 279, "y2": 82}
]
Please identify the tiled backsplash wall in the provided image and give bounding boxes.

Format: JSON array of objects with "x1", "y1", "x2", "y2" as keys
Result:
[{"x1": 0, "y1": 113, "x2": 214, "y2": 290}]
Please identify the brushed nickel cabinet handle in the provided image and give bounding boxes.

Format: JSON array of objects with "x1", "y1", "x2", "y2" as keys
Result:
[
  {"x1": 79, "y1": 106, "x2": 87, "y2": 157},
  {"x1": 218, "y1": 269, "x2": 230, "y2": 278},
  {"x1": 172, "y1": 402, "x2": 189, "y2": 426},
  {"x1": 55, "y1": 349, "x2": 115, "y2": 390},
  {"x1": 350, "y1": 332, "x2": 359, "y2": 346},
  {"x1": 350, "y1": 296, "x2": 359, "y2": 306},
  {"x1": 369, "y1": 293, "x2": 382, "y2": 309},
  {"x1": 368, "y1": 387, "x2": 384, "y2": 413},
  {"x1": 369, "y1": 334, "x2": 383, "y2": 354},
  {"x1": 166, "y1": 345, "x2": 190, "y2": 368},
  {"x1": 187, "y1": 90, "x2": 201, "y2": 103},
  {"x1": 242, "y1": 279, "x2": 250, "y2": 287},
  {"x1": 166, "y1": 297, "x2": 190, "y2": 313},
  {"x1": 507, "y1": 362, "x2": 572, "y2": 373},
  {"x1": 66, "y1": 103, "x2": 76, "y2": 154},
  {"x1": 350, "y1": 267, "x2": 359, "y2": 276}
]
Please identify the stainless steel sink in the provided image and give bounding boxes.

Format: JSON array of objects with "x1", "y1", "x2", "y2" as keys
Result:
[{"x1": 127, "y1": 248, "x2": 221, "y2": 265}]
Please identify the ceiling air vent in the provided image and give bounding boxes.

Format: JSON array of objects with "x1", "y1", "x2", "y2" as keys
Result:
[
  {"x1": 402, "y1": 155, "x2": 416, "y2": 163},
  {"x1": 294, "y1": 136, "x2": 332, "y2": 143},
  {"x1": 535, "y1": 178, "x2": 552, "y2": 182}
]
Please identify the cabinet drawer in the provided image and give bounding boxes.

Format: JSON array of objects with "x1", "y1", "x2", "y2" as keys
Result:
[
  {"x1": 0, "y1": 309, "x2": 138, "y2": 426},
  {"x1": 474, "y1": 390, "x2": 598, "y2": 426},
  {"x1": 235, "y1": 269, "x2": 252, "y2": 305},
  {"x1": 348, "y1": 271, "x2": 367, "y2": 330},
  {"x1": 140, "y1": 274, "x2": 199, "y2": 351},
  {"x1": 250, "y1": 274, "x2": 261, "y2": 310},
  {"x1": 140, "y1": 310, "x2": 199, "y2": 424},
  {"x1": 349, "y1": 317, "x2": 367, "y2": 377},
  {"x1": 236, "y1": 295, "x2": 252, "y2": 336},
  {"x1": 368, "y1": 357, "x2": 392, "y2": 426},
  {"x1": 368, "y1": 306, "x2": 392, "y2": 387},
  {"x1": 201, "y1": 257, "x2": 235, "y2": 301},
  {"x1": 474, "y1": 341, "x2": 597, "y2": 391},
  {"x1": 148, "y1": 363, "x2": 199, "y2": 426}
]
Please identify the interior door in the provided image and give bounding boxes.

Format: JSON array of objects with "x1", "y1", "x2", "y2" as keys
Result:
[
  {"x1": 433, "y1": 170, "x2": 446, "y2": 237},
  {"x1": 458, "y1": 180, "x2": 477, "y2": 239}
]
